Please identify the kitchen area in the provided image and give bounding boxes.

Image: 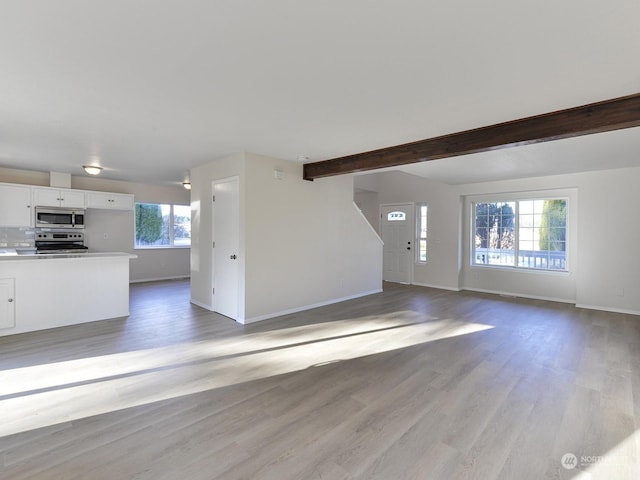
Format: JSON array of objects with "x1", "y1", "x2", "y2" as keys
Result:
[
  {"x1": 0, "y1": 178, "x2": 137, "y2": 336},
  {"x1": 3, "y1": 204, "x2": 90, "y2": 256}
]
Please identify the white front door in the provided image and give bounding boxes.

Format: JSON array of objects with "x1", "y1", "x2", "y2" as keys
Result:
[
  {"x1": 213, "y1": 177, "x2": 240, "y2": 320},
  {"x1": 380, "y1": 204, "x2": 414, "y2": 284}
]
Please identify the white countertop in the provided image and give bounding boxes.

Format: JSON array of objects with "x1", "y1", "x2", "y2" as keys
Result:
[
  {"x1": 0, "y1": 251, "x2": 137, "y2": 262},
  {"x1": 1, "y1": 248, "x2": 135, "y2": 337},
  {"x1": 0, "y1": 247, "x2": 35, "y2": 256}
]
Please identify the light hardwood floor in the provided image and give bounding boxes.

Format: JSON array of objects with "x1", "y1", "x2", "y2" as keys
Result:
[{"x1": 1, "y1": 280, "x2": 639, "y2": 479}]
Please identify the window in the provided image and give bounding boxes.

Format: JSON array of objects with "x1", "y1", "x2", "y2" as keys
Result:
[
  {"x1": 417, "y1": 203, "x2": 427, "y2": 262},
  {"x1": 134, "y1": 203, "x2": 191, "y2": 248},
  {"x1": 387, "y1": 211, "x2": 406, "y2": 221},
  {"x1": 473, "y1": 199, "x2": 567, "y2": 271},
  {"x1": 474, "y1": 202, "x2": 515, "y2": 267}
]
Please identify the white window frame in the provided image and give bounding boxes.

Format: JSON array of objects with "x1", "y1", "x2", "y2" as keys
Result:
[
  {"x1": 134, "y1": 202, "x2": 191, "y2": 249},
  {"x1": 416, "y1": 203, "x2": 427, "y2": 263},
  {"x1": 471, "y1": 195, "x2": 570, "y2": 273}
]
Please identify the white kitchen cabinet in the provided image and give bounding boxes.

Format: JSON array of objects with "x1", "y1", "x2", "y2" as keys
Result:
[
  {"x1": 86, "y1": 192, "x2": 134, "y2": 210},
  {"x1": 0, "y1": 278, "x2": 16, "y2": 330},
  {"x1": 0, "y1": 254, "x2": 135, "y2": 336},
  {"x1": 0, "y1": 184, "x2": 33, "y2": 226},
  {"x1": 33, "y1": 187, "x2": 86, "y2": 208}
]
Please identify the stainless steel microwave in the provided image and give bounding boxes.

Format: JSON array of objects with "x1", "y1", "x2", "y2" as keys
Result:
[{"x1": 35, "y1": 206, "x2": 85, "y2": 229}]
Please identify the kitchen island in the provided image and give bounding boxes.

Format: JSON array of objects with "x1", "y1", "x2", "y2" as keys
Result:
[{"x1": 0, "y1": 252, "x2": 136, "y2": 336}]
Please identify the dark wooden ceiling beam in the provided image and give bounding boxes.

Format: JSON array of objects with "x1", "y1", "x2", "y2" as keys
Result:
[{"x1": 303, "y1": 92, "x2": 640, "y2": 180}]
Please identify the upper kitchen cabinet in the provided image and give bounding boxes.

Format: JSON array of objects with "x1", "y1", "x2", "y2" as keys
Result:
[
  {"x1": 0, "y1": 184, "x2": 33, "y2": 227},
  {"x1": 33, "y1": 187, "x2": 86, "y2": 209},
  {"x1": 86, "y1": 192, "x2": 134, "y2": 210}
]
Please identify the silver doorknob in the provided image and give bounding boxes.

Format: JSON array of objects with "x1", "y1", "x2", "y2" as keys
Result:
[{"x1": 8, "y1": 298, "x2": 13, "y2": 302}]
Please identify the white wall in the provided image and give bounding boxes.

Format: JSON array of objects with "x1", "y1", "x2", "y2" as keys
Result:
[
  {"x1": 354, "y1": 171, "x2": 461, "y2": 291},
  {"x1": 356, "y1": 165, "x2": 640, "y2": 315},
  {"x1": 189, "y1": 152, "x2": 383, "y2": 323},
  {"x1": 0, "y1": 167, "x2": 50, "y2": 186},
  {"x1": 189, "y1": 152, "x2": 246, "y2": 312},
  {"x1": 0, "y1": 167, "x2": 191, "y2": 282},
  {"x1": 354, "y1": 189, "x2": 380, "y2": 233},
  {"x1": 570, "y1": 168, "x2": 640, "y2": 314},
  {"x1": 244, "y1": 153, "x2": 382, "y2": 321}
]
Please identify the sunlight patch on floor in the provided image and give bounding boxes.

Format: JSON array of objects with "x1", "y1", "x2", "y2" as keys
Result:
[
  {"x1": 581, "y1": 428, "x2": 640, "y2": 479},
  {"x1": 0, "y1": 314, "x2": 493, "y2": 437}
]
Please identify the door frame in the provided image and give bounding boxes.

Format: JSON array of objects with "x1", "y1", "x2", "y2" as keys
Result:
[
  {"x1": 212, "y1": 176, "x2": 241, "y2": 321},
  {"x1": 379, "y1": 202, "x2": 415, "y2": 284}
]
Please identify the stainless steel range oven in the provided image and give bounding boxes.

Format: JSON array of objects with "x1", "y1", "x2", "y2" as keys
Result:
[{"x1": 35, "y1": 231, "x2": 88, "y2": 254}]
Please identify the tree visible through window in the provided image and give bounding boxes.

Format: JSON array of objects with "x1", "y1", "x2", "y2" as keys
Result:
[
  {"x1": 135, "y1": 203, "x2": 191, "y2": 248},
  {"x1": 135, "y1": 204, "x2": 165, "y2": 245},
  {"x1": 474, "y1": 202, "x2": 515, "y2": 266},
  {"x1": 473, "y1": 199, "x2": 567, "y2": 271},
  {"x1": 518, "y1": 199, "x2": 566, "y2": 270},
  {"x1": 173, "y1": 205, "x2": 191, "y2": 246}
]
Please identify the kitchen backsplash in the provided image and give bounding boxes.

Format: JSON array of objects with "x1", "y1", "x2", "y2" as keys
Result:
[{"x1": 0, "y1": 227, "x2": 35, "y2": 247}]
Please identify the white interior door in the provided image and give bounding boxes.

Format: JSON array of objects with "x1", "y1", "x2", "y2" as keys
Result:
[
  {"x1": 380, "y1": 204, "x2": 414, "y2": 284},
  {"x1": 213, "y1": 177, "x2": 240, "y2": 320}
]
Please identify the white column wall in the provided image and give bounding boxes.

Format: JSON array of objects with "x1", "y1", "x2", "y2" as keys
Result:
[
  {"x1": 572, "y1": 168, "x2": 640, "y2": 313},
  {"x1": 189, "y1": 152, "x2": 382, "y2": 323},
  {"x1": 244, "y1": 153, "x2": 382, "y2": 322},
  {"x1": 189, "y1": 152, "x2": 246, "y2": 315}
]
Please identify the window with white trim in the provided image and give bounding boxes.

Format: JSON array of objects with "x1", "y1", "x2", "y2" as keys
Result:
[
  {"x1": 417, "y1": 203, "x2": 427, "y2": 262},
  {"x1": 134, "y1": 203, "x2": 191, "y2": 248},
  {"x1": 473, "y1": 198, "x2": 567, "y2": 271}
]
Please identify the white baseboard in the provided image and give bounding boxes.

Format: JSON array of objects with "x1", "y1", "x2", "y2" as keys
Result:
[
  {"x1": 244, "y1": 289, "x2": 383, "y2": 324},
  {"x1": 462, "y1": 287, "x2": 574, "y2": 305},
  {"x1": 190, "y1": 298, "x2": 213, "y2": 311},
  {"x1": 130, "y1": 275, "x2": 190, "y2": 284},
  {"x1": 575, "y1": 304, "x2": 640, "y2": 316},
  {"x1": 461, "y1": 286, "x2": 640, "y2": 316},
  {"x1": 411, "y1": 282, "x2": 461, "y2": 292}
]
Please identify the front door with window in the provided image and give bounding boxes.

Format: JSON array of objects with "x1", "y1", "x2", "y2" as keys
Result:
[{"x1": 380, "y1": 204, "x2": 414, "y2": 284}]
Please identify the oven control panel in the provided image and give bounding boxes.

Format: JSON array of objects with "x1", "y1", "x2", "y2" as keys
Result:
[{"x1": 36, "y1": 232, "x2": 84, "y2": 240}]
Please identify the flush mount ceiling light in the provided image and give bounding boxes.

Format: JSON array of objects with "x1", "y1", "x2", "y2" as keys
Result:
[
  {"x1": 82, "y1": 165, "x2": 103, "y2": 175},
  {"x1": 182, "y1": 181, "x2": 192, "y2": 190}
]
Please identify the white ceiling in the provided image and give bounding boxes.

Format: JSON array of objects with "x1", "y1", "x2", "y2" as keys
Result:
[
  {"x1": 0, "y1": 1, "x2": 638, "y2": 186},
  {"x1": 392, "y1": 126, "x2": 640, "y2": 185}
]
